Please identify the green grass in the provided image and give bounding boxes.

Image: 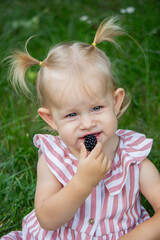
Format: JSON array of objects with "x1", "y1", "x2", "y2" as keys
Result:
[{"x1": 0, "y1": 0, "x2": 160, "y2": 236}]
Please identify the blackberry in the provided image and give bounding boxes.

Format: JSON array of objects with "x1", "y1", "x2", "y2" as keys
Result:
[{"x1": 84, "y1": 134, "x2": 97, "y2": 151}]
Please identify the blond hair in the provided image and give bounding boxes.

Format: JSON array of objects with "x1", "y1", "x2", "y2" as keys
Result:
[{"x1": 8, "y1": 16, "x2": 130, "y2": 118}]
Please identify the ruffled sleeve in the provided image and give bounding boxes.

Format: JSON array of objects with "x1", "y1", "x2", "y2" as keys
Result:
[
  {"x1": 103, "y1": 130, "x2": 153, "y2": 195},
  {"x1": 33, "y1": 134, "x2": 78, "y2": 186}
]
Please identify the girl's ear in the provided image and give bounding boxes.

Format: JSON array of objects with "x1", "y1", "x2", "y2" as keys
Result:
[
  {"x1": 113, "y1": 88, "x2": 125, "y2": 115},
  {"x1": 38, "y1": 108, "x2": 57, "y2": 130}
]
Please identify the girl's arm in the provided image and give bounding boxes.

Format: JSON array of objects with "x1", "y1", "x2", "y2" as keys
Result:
[
  {"x1": 35, "y1": 142, "x2": 111, "y2": 230},
  {"x1": 119, "y1": 158, "x2": 160, "y2": 240}
]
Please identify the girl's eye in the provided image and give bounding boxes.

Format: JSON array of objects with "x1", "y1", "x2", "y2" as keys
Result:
[
  {"x1": 66, "y1": 112, "x2": 77, "y2": 118},
  {"x1": 93, "y1": 106, "x2": 102, "y2": 111}
]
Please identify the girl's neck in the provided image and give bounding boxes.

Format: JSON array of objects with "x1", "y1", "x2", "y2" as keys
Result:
[{"x1": 103, "y1": 133, "x2": 120, "y2": 163}]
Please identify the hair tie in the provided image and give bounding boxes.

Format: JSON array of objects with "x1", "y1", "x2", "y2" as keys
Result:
[
  {"x1": 92, "y1": 42, "x2": 96, "y2": 46},
  {"x1": 39, "y1": 61, "x2": 42, "y2": 66}
]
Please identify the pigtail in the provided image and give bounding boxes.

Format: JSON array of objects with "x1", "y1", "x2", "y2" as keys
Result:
[
  {"x1": 92, "y1": 16, "x2": 131, "y2": 118},
  {"x1": 92, "y1": 16, "x2": 124, "y2": 49},
  {"x1": 8, "y1": 45, "x2": 41, "y2": 96}
]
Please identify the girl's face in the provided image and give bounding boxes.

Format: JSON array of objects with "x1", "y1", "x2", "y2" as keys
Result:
[{"x1": 39, "y1": 77, "x2": 125, "y2": 158}]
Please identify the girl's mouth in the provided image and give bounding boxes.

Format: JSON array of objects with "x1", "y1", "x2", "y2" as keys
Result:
[{"x1": 79, "y1": 132, "x2": 102, "y2": 142}]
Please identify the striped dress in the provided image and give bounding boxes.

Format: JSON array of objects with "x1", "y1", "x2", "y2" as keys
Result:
[{"x1": 1, "y1": 129, "x2": 153, "y2": 240}]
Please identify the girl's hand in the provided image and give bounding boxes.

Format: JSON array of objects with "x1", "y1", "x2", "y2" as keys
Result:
[{"x1": 75, "y1": 142, "x2": 112, "y2": 189}]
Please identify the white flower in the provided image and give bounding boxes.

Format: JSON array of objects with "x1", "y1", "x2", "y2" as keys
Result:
[
  {"x1": 126, "y1": 7, "x2": 135, "y2": 14},
  {"x1": 120, "y1": 9, "x2": 126, "y2": 14},
  {"x1": 79, "y1": 15, "x2": 89, "y2": 22},
  {"x1": 87, "y1": 19, "x2": 92, "y2": 24},
  {"x1": 120, "y1": 6, "x2": 135, "y2": 14}
]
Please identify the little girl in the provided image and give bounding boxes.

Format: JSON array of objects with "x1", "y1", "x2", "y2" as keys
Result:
[{"x1": 2, "y1": 17, "x2": 160, "y2": 240}]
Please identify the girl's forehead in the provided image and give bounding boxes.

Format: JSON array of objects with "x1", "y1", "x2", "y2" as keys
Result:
[
  {"x1": 60, "y1": 85, "x2": 105, "y2": 106},
  {"x1": 49, "y1": 77, "x2": 109, "y2": 108},
  {"x1": 53, "y1": 88, "x2": 109, "y2": 114},
  {"x1": 45, "y1": 66, "x2": 112, "y2": 108}
]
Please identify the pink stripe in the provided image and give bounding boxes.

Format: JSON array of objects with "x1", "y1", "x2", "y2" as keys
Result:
[
  {"x1": 100, "y1": 188, "x2": 109, "y2": 235},
  {"x1": 124, "y1": 166, "x2": 138, "y2": 229},
  {"x1": 36, "y1": 134, "x2": 78, "y2": 168},
  {"x1": 117, "y1": 129, "x2": 130, "y2": 136},
  {"x1": 1, "y1": 234, "x2": 21, "y2": 240},
  {"x1": 45, "y1": 153, "x2": 69, "y2": 184},
  {"x1": 22, "y1": 213, "x2": 37, "y2": 239},
  {"x1": 26, "y1": 230, "x2": 32, "y2": 240},
  {"x1": 53, "y1": 137, "x2": 78, "y2": 167},
  {"x1": 123, "y1": 141, "x2": 152, "y2": 154},
  {"x1": 41, "y1": 136, "x2": 69, "y2": 164},
  {"x1": 135, "y1": 156, "x2": 149, "y2": 161},
  {"x1": 84, "y1": 234, "x2": 91, "y2": 240},
  {"x1": 23, "y1": 218, "x2": 34, "y2": 240},
  {"x1": 24, "y1": 211, "x2": 35, "y2": 224},
  {"x1": 76, "y1": 202, "x2": 86, "y2": 231},
  {"x1": 41, "y1": 136, "x2": 74, "y2": 175},
  {"x1": 26, "y1": 216, "x2": 38, "y2": 230},
  {"x1": 117, "y1": 129, "x2": 125, "y2": 135},
  {"x1": 14, "y1": 232, "x2": 22, "y2": 240},
  {"x1": 109, "y1": 195, "x2": 118, "y2": 233},
  {"x1": 41, "y1": 229, "x2": 49, "y2": 240},
  {"x1": 70, "y1": 229, "x2": 75, "y2": 239},
  {"x1": 122, "y1": 136, "x2": 132, "y2": 144},
  {"x1": 117, "y1": 185, "x2": 127, "y2": 231},
  {"x1": 125, "y1": 208, "x2": 131, "y2": 231},
  {"x1": 142, "y1": 211, "x2": 150, "y2": 221},
  {"x1": 85, "y1": 187, "x2": 97, "y2": 235},
  {"x1": 1, "y1": 237, "x2": 12, "y2": 240},
  {"x1": 128, "y1": 165, "x2": 136, "y2": 225},
  {"x1": 44, "y1": 135, "x2": 78, "y2": 170},
  {"x1": 77, "y1": 231, "x2": 82, "y2": 240},
  {"x1": 35, "y1": 225, "x2": 41, "y2": 239},
  {"x1": 106, "y1": 146, "x2": 126, "y2": 176},
  {"x1": 117, "y1": 131, "x2": 152, "y2": 158},
  {"x1": 29, "y1": 219, "x2": 38, "y2": 234},
  {"x1": 118, "y1": 231, "x2": 123, "y2": 238},
  {"x1": 9, "y1": 233, "x2": 17, "y2": 240},
  {"x1": 127, "y1": 136, "x2": 146, "y2": 147},
  {"x1": 134, "y1": 191, "x2": 140, "y2": 220},
  {"x1": 117, "y1": 129, "x2": 135, "y2": 137},
  {"x1": 50, "y1": 231, "x2": 57, "y2": 239},
  {"x1": 105, "y1": 146, "x2": 132, "y2": 184},
  {"x1": 63, "y1": 227, "x2": 68, "y2": 240},
  {"x1": 106, "y1": 139, "x2": 151, "y2": 193},
  {"x1": 91, "y1": 187, "x2": 97, "y2": 222},
  {"x1": 107, "y1": 159, "x2": 134, "y2": 193},
  {"x1": 40, "y1": 135, "x2": 75, "y2": 176},
  {"x1": 106, "y1": 171, "x2": 124, "y2": 185},
  {"x1": 66, "y1": 215, "x2": 74, "y2": 229}
]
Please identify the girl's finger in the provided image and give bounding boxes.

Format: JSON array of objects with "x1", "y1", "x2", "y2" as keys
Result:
[
  {"x1": 79, "y1": 143, "x2": 88, "y2": 160},
  {"x1": 89, "y1": 142, "x2": 103, "y2": 158}
]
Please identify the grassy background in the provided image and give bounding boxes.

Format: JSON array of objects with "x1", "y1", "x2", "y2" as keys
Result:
[{"x1": 0, "y1": 0, "x2": 160, "y2": 236}]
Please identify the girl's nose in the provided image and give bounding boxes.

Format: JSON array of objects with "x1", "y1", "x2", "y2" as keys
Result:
[{"x1": 80, "y1": 115, "x2": 96, "y2": 130}]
